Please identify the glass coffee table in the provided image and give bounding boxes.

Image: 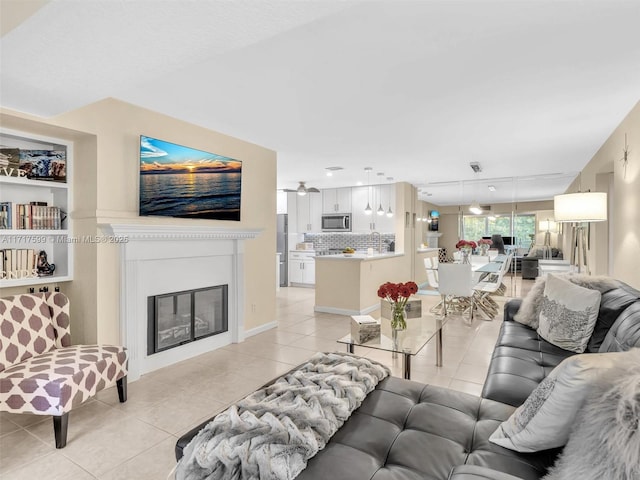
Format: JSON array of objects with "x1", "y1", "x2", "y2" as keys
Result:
[{"x1": 337, "y1": 314, "x2": 448, "y2": 380}]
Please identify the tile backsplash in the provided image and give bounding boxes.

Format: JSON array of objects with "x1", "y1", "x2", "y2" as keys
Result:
[{"x1": 304, "y1": 233, "x2": 396, "y2": 252}]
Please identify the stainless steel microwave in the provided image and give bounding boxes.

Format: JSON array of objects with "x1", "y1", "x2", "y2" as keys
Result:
[{"x1": 321, "y1": 214, "x2": 351, "y2": 232}]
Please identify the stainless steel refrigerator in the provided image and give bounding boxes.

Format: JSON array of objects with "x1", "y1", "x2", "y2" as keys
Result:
[{"x1": 277, "y1": 214, "x2": 288, "y2": 287}]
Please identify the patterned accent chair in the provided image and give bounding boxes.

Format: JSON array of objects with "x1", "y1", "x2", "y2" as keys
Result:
[{"x1": 0, "y1": 293, "x2": 128, "y2": 448}]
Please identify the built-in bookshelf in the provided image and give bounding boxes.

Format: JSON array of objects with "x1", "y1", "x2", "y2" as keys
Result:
[{"x1": 0, "y1": 128, "x2": 73, "y2": 287}]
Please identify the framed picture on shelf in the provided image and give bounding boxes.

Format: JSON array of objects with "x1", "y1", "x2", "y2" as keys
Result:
[
  {"x1": 0, "y1": 148, "x2": 21, "y2": 176},
  {"x1": 19, "y1": 150, "x2": 66, "y2": 182}
]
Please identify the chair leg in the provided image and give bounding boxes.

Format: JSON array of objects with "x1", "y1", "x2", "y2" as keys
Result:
[
  {"x1": 117, "y1": 376, "x2": 128, "y2": 403},
  {"x1": 53, "y1": 413, "x2": 69, "y2": 448}
]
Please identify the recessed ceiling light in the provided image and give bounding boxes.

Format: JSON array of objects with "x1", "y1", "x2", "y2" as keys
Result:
[
  {"x1": 325, "y1": 166, "x2": 342, "y2": 177},
  {"x1": 488, "y1": 185, "x2": 496, "y2": 191},
  {"x1": 356, "y1": 181, "x2": 363, "y2": 186}
]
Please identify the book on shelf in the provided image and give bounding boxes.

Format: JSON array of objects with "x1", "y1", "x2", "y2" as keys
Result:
[
  {"x1": 0, "y1": 201, "x2": 63, "y2": 230},
  {"x1": 18, "y1": 150, "x2": 66, "y2": 182},
  {"x1": 1, "y1": 248, "x2": 38, "y2": 280},
  {"x1": 0, "y1": 202, "x2": 10, "y2": 229}
]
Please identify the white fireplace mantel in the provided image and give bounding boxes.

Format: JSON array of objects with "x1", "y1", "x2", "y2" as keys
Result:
[
  {"x1": 101, "y1": 223, "x2": 261, "y2": 241},
  {"x1": 100, "y1": 223, "x2": 262, "y2": 381}
]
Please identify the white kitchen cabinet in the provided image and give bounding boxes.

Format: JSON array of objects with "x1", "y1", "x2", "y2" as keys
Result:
[
  {"x1": 289, "y1": 251, "x2": 315, "y2": 286},
  {"x1": 295, "y1": 193, "x2": 322, "y2": 233},
  {"x1": 351, "y1": 186, "x2": 373, "y2": 233},
  {"x1": 371, "y1": 184, "x2": 396, "y2": 233},
  {"x1": 322, "y1": 187, "x2": 352, "y2": 213},
  {"x1": 352, "y1": 185, "x2": 396, "y2": 233}
]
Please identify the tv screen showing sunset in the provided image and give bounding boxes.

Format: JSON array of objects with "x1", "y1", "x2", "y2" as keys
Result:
[{"x1": 139, "y1": 135, "x2": 242, "y2": 221}]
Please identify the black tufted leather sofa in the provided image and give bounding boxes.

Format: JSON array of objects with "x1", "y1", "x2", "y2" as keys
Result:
[
  {"x1": 296, "y1": 378, "x2": 559, "y2": 480},
  {"x1": 482, "y1": 280, "x2": 640, "y2": 406},
  {"x1": 175, "y1": 280, "x2": 640, "y2": 480},
  {"x1": 175, "y1": 375, "x2": 560, "y2": 480}
]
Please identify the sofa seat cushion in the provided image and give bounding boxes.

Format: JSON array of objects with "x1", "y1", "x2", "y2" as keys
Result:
[
  {"x1": 482, "y1": 322, "x2": 574, "y2": 407},
  {"x1": 296, "y1": 377, "x2": 558, "y2": 480},
  {"x1": 0, "y1": 344, "x2": 128, "y2": 415}
]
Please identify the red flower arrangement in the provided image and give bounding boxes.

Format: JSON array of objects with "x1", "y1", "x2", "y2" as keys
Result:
[
  {"x1": 455, "y1": 240, "x2": 477, "y2": 250},
  {"x1": 377, "y1": 281, "x2": 418, "y2": 330},
  {"x1": 478, "y1": 239, "x2": 493, "y2": 246}
]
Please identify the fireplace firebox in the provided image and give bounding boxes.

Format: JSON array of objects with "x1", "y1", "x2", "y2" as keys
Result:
[{"x1": 147, "y1": 285, "x2": 228, "y2": 355}]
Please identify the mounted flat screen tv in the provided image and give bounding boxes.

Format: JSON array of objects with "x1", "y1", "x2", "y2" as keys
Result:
[{"x1": 139, "y1": 135, "x2": 242, "y2": 221}]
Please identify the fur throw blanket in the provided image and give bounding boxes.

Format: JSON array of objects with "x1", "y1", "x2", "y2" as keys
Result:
[
  {"x1": 543, "y1": 350, "x2": 640, "y2": 480},
  {"x1": 176, "y1": 352, "x2": 390, "y2": 480},
  {"x1": 514, "y1": 273, "x2": 619, "y2": 329}
]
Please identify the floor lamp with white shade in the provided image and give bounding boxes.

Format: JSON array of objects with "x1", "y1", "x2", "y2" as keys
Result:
[{"x1": 554, "y1": 192, "x2": 607, "y2": 274}]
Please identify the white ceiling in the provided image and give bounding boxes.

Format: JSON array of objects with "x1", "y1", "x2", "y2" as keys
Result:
[{"x1": 2, "y1": 0, "x2": 639, "y2": 206}]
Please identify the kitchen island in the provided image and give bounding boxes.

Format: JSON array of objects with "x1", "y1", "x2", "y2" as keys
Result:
[{"x1": 314, "y1": 252, "x2": 411, "y2": 316}]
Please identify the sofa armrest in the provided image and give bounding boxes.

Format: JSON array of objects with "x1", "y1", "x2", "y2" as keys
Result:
[
  {"x1": 448, "y1": 465, "x2": 526, "y2": 480},
  {"x1": 504, "y1": 299, "x2": 523, "y2": 322}
]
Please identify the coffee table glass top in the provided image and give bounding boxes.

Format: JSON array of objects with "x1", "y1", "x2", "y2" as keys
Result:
[{"x1": 337, "y1": 314, "x2": 447, "y2": 356}]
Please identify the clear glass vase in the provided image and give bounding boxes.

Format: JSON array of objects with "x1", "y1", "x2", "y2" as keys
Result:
[
  {"x1": 480, "y1": 244, "x2": 489, "y2": 256},
  {"x1": 461, "y1": 249, "x2": 471, "y2": 264},
  {"x1": 391, "y1": 304, "x2": 407, "y2": 331}
]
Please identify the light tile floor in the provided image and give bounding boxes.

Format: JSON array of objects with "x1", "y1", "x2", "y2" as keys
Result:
[{"x1": 0, "y1": 278, "x2": 532, "y2": 479}]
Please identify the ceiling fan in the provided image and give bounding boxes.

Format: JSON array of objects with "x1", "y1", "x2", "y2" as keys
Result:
[{"x1": 283, "y1": 181, "x2": 320, "y2": 196}]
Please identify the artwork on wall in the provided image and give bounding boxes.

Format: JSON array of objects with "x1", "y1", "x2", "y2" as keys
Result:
[
  {"x1": 429, "y1": 210, "x2": 440, "y2": 231},
  {"x1": 139, "y1": 135, "x2": 242, "y2": 221}
]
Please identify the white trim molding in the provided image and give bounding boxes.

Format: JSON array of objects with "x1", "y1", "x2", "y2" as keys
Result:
[{"x1": 100, "y1": 223, "x2": 261, "y2": 241}]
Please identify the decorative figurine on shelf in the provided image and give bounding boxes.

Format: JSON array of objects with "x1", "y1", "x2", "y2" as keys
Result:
[{"x1": 37, "y1": 250, "x2": 55, "y2": 277}]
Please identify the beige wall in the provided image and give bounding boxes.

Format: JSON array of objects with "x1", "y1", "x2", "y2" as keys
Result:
[
  {"x1": 1, "y1": 99, "x2": 277, "y2": 344},
  {"x1": 561, "y1": 101, "x2": 639, "y2": 287}
]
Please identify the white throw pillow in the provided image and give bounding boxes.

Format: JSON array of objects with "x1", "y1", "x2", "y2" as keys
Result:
[
  {"x1": 536, "y1": 274, "x2": 601, "y2": 353},
  {"x1": 489, "y1": 350, "x2": 637, "y2": 453}
]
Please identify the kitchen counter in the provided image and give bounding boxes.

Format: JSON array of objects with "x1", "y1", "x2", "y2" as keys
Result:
[
  {"x1": 315, "y1": 252, "x2": 404, "y2": 261},
  {"x1": 314, "y1": 252, "x2": 412, "y2": 316}
]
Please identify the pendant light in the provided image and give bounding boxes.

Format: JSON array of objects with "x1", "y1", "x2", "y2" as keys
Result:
[
  {"x1": 364, "y1": 167, "x2": 372, "y2": 215},
  {"x1": 386, "y1": 181, "x2": 393, "y2": 217},
  {"x1": 468, "y1": 162, "x2": 482, "y2": 214},
  {"x1": 375, "y1": 172, "x2": 384, "y2": 215}
]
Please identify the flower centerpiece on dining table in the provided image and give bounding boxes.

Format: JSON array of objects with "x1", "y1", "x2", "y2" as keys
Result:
[
  {"x1": 455, "y1": 240, "x2": 477, "y2": 264},
  {"x1": 377, "y1": 281, "x2": 419, "y2": 331},
  {"x1": 477, "y1": 238, "x2": 492, "y2": 255}
]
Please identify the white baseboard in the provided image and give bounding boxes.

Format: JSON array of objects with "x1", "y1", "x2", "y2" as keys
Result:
[
  {"x1": 244, "y1": 321, "x2": 278, "y2": 338},
  {"x1": 313, "y1": 304, "x2": 379, "y2": 316}
]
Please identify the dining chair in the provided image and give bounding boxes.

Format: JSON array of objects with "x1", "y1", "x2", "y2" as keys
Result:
[
  {"x1": 420, "y1": 257, "x2": 444, "y2": 313},
  {"x1": 472, "y1": 252, "x2": 514, "y2": 318},
  {"x1": 437, "y1": 263, "x2": 475, "y2": 321}
]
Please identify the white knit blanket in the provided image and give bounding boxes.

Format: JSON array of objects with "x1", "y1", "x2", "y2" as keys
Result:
[{"x1": 176, "y1": 352, "x2": 390, "y2": 480}]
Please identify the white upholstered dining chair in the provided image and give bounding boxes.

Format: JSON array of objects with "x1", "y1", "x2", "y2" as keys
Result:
[{"x1": 437, "y1": 263, "x2": 475, "y2": 321}]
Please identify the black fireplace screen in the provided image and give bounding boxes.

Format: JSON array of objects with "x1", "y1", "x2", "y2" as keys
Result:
[{"x1": 147, "y1": 285, "x2": 228, "y2": 355}]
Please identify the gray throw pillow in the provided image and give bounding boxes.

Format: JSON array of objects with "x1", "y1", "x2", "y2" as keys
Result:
[
  {"x1": 513, "y1": 277, "x2": 546, "y2": 329},
  {"x1": 537, "y1": 274, "x2": 601, "y2": 353},
  {"x1": 543, "y1": 349, "x2": 640, "y2": 480},
  {"x1": 513, "y1": 273, "x2": 617, "y2": 331},
  {"x1": 489, "y1": 350, "x2": 636, "y2": 452}
]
